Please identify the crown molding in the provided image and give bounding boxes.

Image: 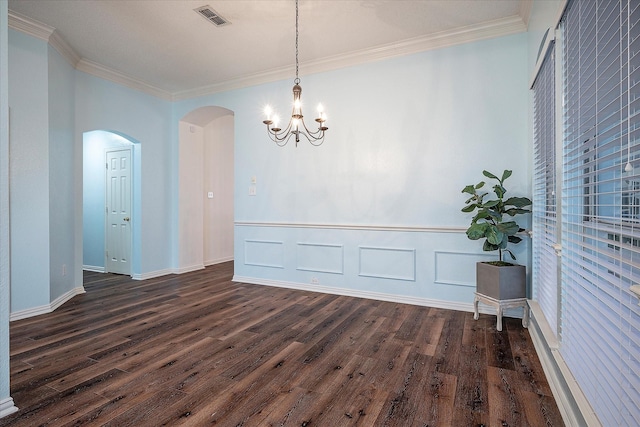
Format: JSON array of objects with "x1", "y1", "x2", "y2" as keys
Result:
[
  {"x1": 75, "y1": 58, "x2": 173, "y2": 101},
  {"x1": 49, "y1": 30, "x2": 81, "y2": 67},
  {"x1": 174, "y1": 15, "x2": 526, "y2": 100},
  {"x1": 8, "y1": 9, "x2": 526, "y2": 102},
  {"x1": 9, "y1": 11, "x2": 81, "y2": 69},
  {"x1": 519, "y1": 0, "x2": 533, "y2": 29},
  {"x1": 8, "y1": 10, "x2": 54, "y2": 41}
]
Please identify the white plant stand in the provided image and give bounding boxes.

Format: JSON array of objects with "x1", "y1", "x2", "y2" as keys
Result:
[{"x1": 473, "y1": 292, "x2": 529, "y2": 332}]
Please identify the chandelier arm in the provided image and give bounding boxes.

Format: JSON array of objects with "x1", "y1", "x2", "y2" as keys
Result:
[
  {"x1": 298, "y1": 116, "x2": 326, "y2": 138},
  {"x1": 294, "y1": 123, "x2": 326, "y2": 146},
  {"x1": 267, "y1": 120, "x2": 295, "y2": 143},
  {"x1": 266, "y1": 127, "x2": 294, "y2": 147}
]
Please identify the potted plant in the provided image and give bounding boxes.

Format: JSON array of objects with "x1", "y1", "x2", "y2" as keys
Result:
[{"x1": 461, "y1": 170, "x2": 532, "y2": 300}]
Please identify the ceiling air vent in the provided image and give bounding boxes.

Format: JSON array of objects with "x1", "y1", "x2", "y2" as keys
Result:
[{"x1": 195, "y1": 5, "x2": 230, "y2": 27}]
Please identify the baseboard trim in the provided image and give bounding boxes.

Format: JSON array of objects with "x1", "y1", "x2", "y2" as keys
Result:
[
  {"x1": 132, "y1": 269, "x2": 173, "y2": 281},
  {"x1": 528, "y1": 302, "x2": 601, "y2": 426},
  {"x1": 173, "y1": 264, "x2": 205, "y2": 275},
  {"x1": 82, "y1": 265, "x2": 105, "y2": 273},
  {"x1": 204, "y1": 256, "x2": 234, "y2": 267},
  {"x1": 10, "y1": 286, "x2": 85, "y2": 322},
  {"x1": 0, "y1": 397, "x2": 18, "y2": 418},
  {"x1": 231, "y1": 275, "x2": 503, "y2": 315}
]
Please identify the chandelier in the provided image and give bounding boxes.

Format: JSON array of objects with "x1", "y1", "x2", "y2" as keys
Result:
[{"x1": 262, "y1": 0, "x2": 328, "y2": 147}]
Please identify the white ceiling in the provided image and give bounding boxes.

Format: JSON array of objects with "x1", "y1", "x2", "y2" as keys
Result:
[{"x1": 7, "y1": 0, "x2": 530, "y2": 99}]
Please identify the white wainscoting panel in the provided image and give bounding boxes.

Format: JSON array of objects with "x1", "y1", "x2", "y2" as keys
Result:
[
  {"x1": 359, "y1": 246, "x2": 416, "y2": 281},
  {"x1": 434, "y1": 250, "x2": 498, "y2": 287},
  {"x1": 296, "y1": 242, "x2": 344, "y2": 274},
  {"x1": 244, "y1": 239, "x2": 284, "y2": 269}
]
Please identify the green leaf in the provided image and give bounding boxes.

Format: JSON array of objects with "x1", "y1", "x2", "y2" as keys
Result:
[
  {"x1": 486, "y1": 227, "x2": 504, "y2": 245},
  {"x1": 474, "y1": 210, "x2": 490, "y2": 220},
  {"x1": 508, "y1": 235, "x2": 522, "y2": 244},
  {"x1": 504, "y1": 208, "x2": 531, "y2": 216},
  {"x1": 475, "y1": 181, "x2": 485, "y2": 189},
  {"x1": 494, "y1": 185, "x2": 505, "y2": 199},
  {"x1": 504, "y1": 196, "x2": 532, "y2": 208},
  {"x1": 497, "y1": 221, "x2": 519, "y2": 236},
  {"x1": 462, "y1": 185, "x2": 476, "y2": 194},
  {"x1": 483, "y1": 240, "x2": 500, "y2": 252},
  {"x1": 461, "y1": 204, "x2": 476, "y2": 213},
  {"x1": 484, "y1": 199, "x2": 500, "y2": 208},
  {"x1": 483, "y1": 170, "x2": 498, "y2": 180},
  {"x1": 501, "y1": 170, "x2": 513, "y2": 182},
  {"x1": 466, "y1": 223, "x2": 488, "y2": 240}
]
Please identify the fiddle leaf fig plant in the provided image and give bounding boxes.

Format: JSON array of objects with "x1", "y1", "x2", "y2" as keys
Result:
[{"x1": 462, "y1": 170, "x2": 532, "y2": 264}]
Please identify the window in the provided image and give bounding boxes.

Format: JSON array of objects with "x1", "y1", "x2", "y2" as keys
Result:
[
  {"x1": 561, "y1": 0, "x2": 640, "y2": 424},
  {"x1": 532, "y1": 38, "x2": 559, "y2": 338}
]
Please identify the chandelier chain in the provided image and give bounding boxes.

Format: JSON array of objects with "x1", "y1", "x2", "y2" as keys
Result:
[{"x1": 295, "y1": 0, "x2": 299, "y2": 84}]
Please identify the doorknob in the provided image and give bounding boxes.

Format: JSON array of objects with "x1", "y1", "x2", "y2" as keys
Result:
[{"x1": 123, "y1": 217, "x2": 130, "y2": 222}]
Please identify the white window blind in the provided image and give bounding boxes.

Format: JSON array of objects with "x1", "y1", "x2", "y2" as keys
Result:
[
  {"x1": 533, "y1": 41, "x2": 560, "y2": 338},
  {"x1": 562, "y1": 0, "x2": 640, "y2": 425}
]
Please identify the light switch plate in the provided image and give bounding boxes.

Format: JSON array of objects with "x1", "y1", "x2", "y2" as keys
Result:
[{"x1": 249, "y1": 185, "x2": 257, "y2": 196}]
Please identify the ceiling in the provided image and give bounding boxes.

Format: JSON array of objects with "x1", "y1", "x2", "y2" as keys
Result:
[{"x1": 7, "y1": 0, "x2": 530, "y2": 99}]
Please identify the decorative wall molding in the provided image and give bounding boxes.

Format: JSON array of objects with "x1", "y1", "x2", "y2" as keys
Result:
[
  {"x1": 434, "y1": 250, "x2": 499, "y2": 287},
  {"x1": 528, "y1": 302, "x2": 602, "y2": 427},
  {"x1": 519, "y1": 0, "x2": 534, "y2": 28},
  {"x1": 10, "y1": 286, "x2": 85, "y2": 321},
  {"x1": 75, "y1": 59, "x2": 173, "y2": 101},
  {"x1": 244, "y1": 239, "x2": 284, "y2": 269},
  {"x1": 132, "y1": 268, "x2": 174, "y2": 281},
  {"x1": 359, "y1": 246, "x2": 416, "y2": 281},
  {"x1": 9, "y1": 10, "x2": 526, "y2": 102},
  {"x1": 82, "y1": 265, "x2": 105, "y2": 273},
  {"x1": 49, "y1": 30, "x2": 80, "y2": 67},
  {"x1": 0, "y1": 397, "x2": 18, "y2": 418},
  {"x1": 173, "y1": 15, "x2": 526, "y2": 100},
  {"x1": 8, "y1": 10, "x2": 53, "y2": 41},
  {"x1": 235, "y1": 221, "x2": 466, "y2": 234},
  {"x1": 296, "y1": 242, "x2": 344, "y2": 274}
]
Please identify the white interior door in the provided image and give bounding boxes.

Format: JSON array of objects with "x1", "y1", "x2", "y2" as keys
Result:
[{"x1": 105, "y1": 149, "x2": 132, "y2": 275}]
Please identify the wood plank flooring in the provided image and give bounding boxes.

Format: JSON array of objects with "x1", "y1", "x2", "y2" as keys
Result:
[{"x1": 1, "y1": 262, "x2": 563, "y2": 426}]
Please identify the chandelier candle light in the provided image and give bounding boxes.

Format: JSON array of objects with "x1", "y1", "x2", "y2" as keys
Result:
[{"x1": 262, "y1": 0, "x2": 328, "y2": 147}]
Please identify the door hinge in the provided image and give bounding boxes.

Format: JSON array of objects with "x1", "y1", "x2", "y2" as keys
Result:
[{"x1": 106, "y1": 162, "x2": 108, "y2": 169}]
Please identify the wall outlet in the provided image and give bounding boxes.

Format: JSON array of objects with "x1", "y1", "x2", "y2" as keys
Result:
[
  {"x1": 249, "y1": 185, "x2": 257, "y2": 196},
  {"x1": 311, "y1": 277, "x2": 319, "y2": 285}
]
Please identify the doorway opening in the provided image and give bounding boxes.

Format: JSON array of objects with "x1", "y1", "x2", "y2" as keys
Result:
[
  {"x1": 83, "y1": 130, "x2": 141, "y2": 276},
  {"x1": 177, "y1": 107, "x2": 234, "y2": 272}
]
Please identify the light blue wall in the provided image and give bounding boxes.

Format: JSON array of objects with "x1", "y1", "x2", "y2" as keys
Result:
[
  {"x1": 48, "y1": 43, "x2": 76, "y2": 302},
  {"x1": 8, "y1": 29, "x2": 50, "y2": 311},
  {"x1": 75, "y1": 73, "x2": 171, "y2": 276},
  {"x1": 176, "y1": 32, "x2": 530, "y2": 305},
  {"x1": 10, "y1": 25, "x2": 530, "y2": 312}
]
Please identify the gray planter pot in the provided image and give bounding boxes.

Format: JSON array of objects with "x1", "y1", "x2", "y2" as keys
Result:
[{"x1": 476, "y1": 262, "x2": 526, "y2": 300}]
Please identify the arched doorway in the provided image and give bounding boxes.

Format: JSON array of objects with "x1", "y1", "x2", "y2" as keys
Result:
[
  {"x1": 82, "y1": 130, "x2": 141, "y2": 276},
  {"x1": 177, "y1": 107, "x2": 234, "y2": 272}
]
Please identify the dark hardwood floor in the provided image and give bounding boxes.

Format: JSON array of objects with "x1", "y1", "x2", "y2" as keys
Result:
[{"x1": 1, "y1": 262, "x2": 563, "y2": 426}]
